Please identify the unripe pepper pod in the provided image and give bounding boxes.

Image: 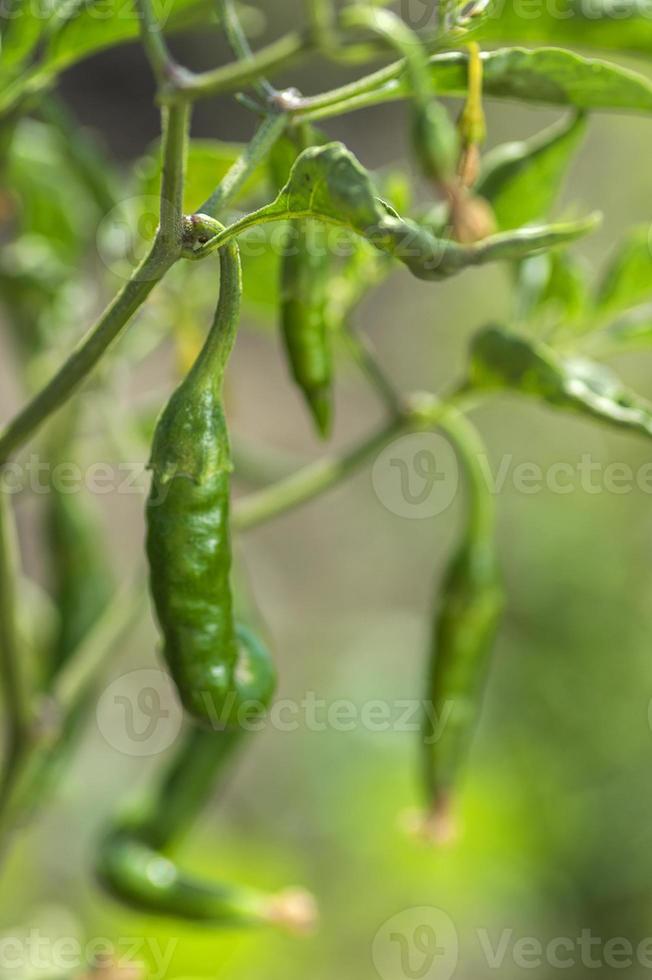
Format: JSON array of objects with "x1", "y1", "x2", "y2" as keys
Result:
[{"x1": 146, "y1": 240, "x2": 276, "y2": 728}]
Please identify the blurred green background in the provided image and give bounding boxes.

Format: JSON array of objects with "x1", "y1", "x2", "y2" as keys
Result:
[{"x1": 2, "y1": 4, "x2": 652, "y2": 979}]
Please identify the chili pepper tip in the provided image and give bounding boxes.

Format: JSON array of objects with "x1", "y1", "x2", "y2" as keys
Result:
[
  {"x1": 264, "y1": 887, "x2": 319, "y2": 935},
  {"x1": 306, "y1": 386, "x2": 333, "y2": 439}
]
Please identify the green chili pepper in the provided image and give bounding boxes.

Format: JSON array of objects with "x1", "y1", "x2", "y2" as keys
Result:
[
  {"x1": 280, "y1": 217, "x2": 333, "y2": 437},
  {"x1": 275, "y1": 127, "x2": 334, "y2": 438},
  {"x1": 420, "y1": 414, "x2": 503, "y2": 840},
  {"x1": 97, "y1": 702, "x2": 316, "y2": 930},
  {"x1": 146, "y1": 240, "x2": 276, "y2": 726}
]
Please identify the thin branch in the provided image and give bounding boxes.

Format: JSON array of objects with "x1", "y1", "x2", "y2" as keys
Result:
[
  {"x1": 198, "y1": 112, "x2": 287, "y2": 218},
  {"x1": 233, "y1": 417, "x2": 406, "y2": 531},
  {"x1": 0, "y1": 491, "x2": 32, "y2": 786},
  {"x1": 219, "y1": 0, "x2": 277, "y2": 99},
  {"x1": 133, "y1": 0, "x2": 177, "y2": 84},
  {"x1": 233, "y1": 388, "x2": 472, "y2": 531},
  {"x1": 0, "y1": 245, "x2": 174, "y2": 465},
  {"x1": 53, "y1": 579, "x2": 146, "y2": 714},
  {"x1": 342, "y1": 327, "x2": 404, "y2": 417},
  {"x1": 438, "y1": 411, "x2": 494, "y2": 541},
  {"x1": 159, "y1": 101, "x2": 191, "y2": 248},
  {"x1": 174, "y1": 31, "x2": 310, "y2": 102}
]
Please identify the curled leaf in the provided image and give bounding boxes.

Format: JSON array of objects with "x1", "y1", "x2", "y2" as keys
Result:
[
  {"x1": 228, "y1": 143, "x2": 599, "y2": 282},
  {"x1": 468, "y1": 324, "x2": 652, "y2": 438}
]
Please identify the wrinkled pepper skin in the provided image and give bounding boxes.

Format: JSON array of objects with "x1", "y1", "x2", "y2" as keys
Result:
[{"x1": 146, "y1": 242, "x2": 276, "y2": 727}]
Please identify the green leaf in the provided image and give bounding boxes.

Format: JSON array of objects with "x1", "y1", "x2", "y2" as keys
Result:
[
  {"x1": 379, "y1": 213, "x2": 600, "y2": 281},
  {"x1": 468, "y1": 324, "x2": 652, "y2": 438},
  {"x1": 588, "y1": 304, "x2": 652, "y2": 354},
  {"x1": 0, "y1": 0, "x2": 53, "y2": 77},
  {"x1": 6, "y1": 119, "x2": 95, "y2": 261},
  {"x1": 41, "y1": 0, "x2": 213, "y2": 73},
  {"x1": 476, "y1": 113, "x2": 587, "y2": 231},
  {"x1": 230, "y1": 143, "x2": 599, "y2": 283},
  {"x1": 310, "y1": 48, "x2": 652, "y2": 120},
  {"x1": 516, "y1": 251, "x2": 590, "y2": 327},
  {"x1": 594, "y1": 225, "x2": 652, "y2": 316},
  {"x1": 474, "y1": 0, "x2": 652, "y2": 56}
]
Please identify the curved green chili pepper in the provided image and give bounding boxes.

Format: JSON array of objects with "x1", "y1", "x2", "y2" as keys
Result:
[
  {"x1": 275, "y1": 127, "x2": 334, "y2": 439},
  {"x1": 146, "y1": 240, "x2": 276, "y2": 726},
  {"x1": 97, "y1": 686, "x2": 316, "y2": 931},
  {"x1": 420, "y1": 413, "x2": 503, "y2": 840}
]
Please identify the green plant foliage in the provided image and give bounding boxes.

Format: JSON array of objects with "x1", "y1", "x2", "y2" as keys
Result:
[
  {"x1": 469, "y1": 324, "x2": 652, "y2": 437},
  {"x1": 476, "y1": 113, "x2": 586, "y2": 230}
]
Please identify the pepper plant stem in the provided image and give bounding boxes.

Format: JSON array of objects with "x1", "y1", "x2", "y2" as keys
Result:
[
  {"x1": 0, "y1": 245, "x2": 174, "y2": 465},
  {"x1": 233, "y1": 417, "x2": 405, "y2": 530},
  {"x1": 0, "y1": 492, "x2": 32, "y2": 790}
]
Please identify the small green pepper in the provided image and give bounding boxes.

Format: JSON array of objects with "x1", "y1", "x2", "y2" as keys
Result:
[
  {"x1": 420, "y1": 414, "x2": 503, "y2": 840},
  {"x1": 275, "y1": 127, "x2": 334, "y2": 438},
  {"x1": 146, "y1": 241, "x2": 275, "y2": 726},
  {"x1": 97, "y1": 694, "x2": 316, "y2": 931},
  {"x1": 280, "y1": 217, "x2": 333, "y2": 437}
]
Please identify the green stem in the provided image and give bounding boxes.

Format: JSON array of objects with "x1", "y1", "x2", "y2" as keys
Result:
[
  {"x1": 439, "y1": 411, "x2": 494, "y2": 541},
  {"x1": 186, "y1": 237, "x2": 242, "y2": 391},
  {"x1": 198, "y1": 112, "x2": 287, "y2": 218},
  {"x1": 53, "y1": 581, "x2": 146, "y2": 715},
  {"x1": 342, "y1": 327, "x2": 403, "y2": 417},
  {"x1": 133, "y1": 0, "x2": 177, "y2": 84},
  {"x1": 174, "y1": 31, "x2": 310, "y2": 102},
  {"x1": 159, "y1": 102, "x2": 191, "y2": 249},
  {"x1": 0, "y1": 492, "x2": 32, "y2": 788},
  {"x1": 338, "y1": 5, "x2": 431, "y2": 102},
  {"x1": 219, "y1": 0, "x2": 276, "y2": 98},
  {"x1": 233, "y1": 416, "x2": 406, "y2": 530},
  {"x1": 0, "y1": 244, "x2": 174, "y2": 465},
  {"x1": 0, "y1": 581, "x2": 145, "y2": 857},
  {"x1": 233, "y1": 389, "x2": 471, "y2": 531},
  {"x1": 0, "y1": 75, "x2": 188, "y2": 465}
]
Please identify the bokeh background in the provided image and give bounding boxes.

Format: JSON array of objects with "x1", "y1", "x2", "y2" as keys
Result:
[{"x1": 2, "y1": 4, "x2": 652, "y2": 979}]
